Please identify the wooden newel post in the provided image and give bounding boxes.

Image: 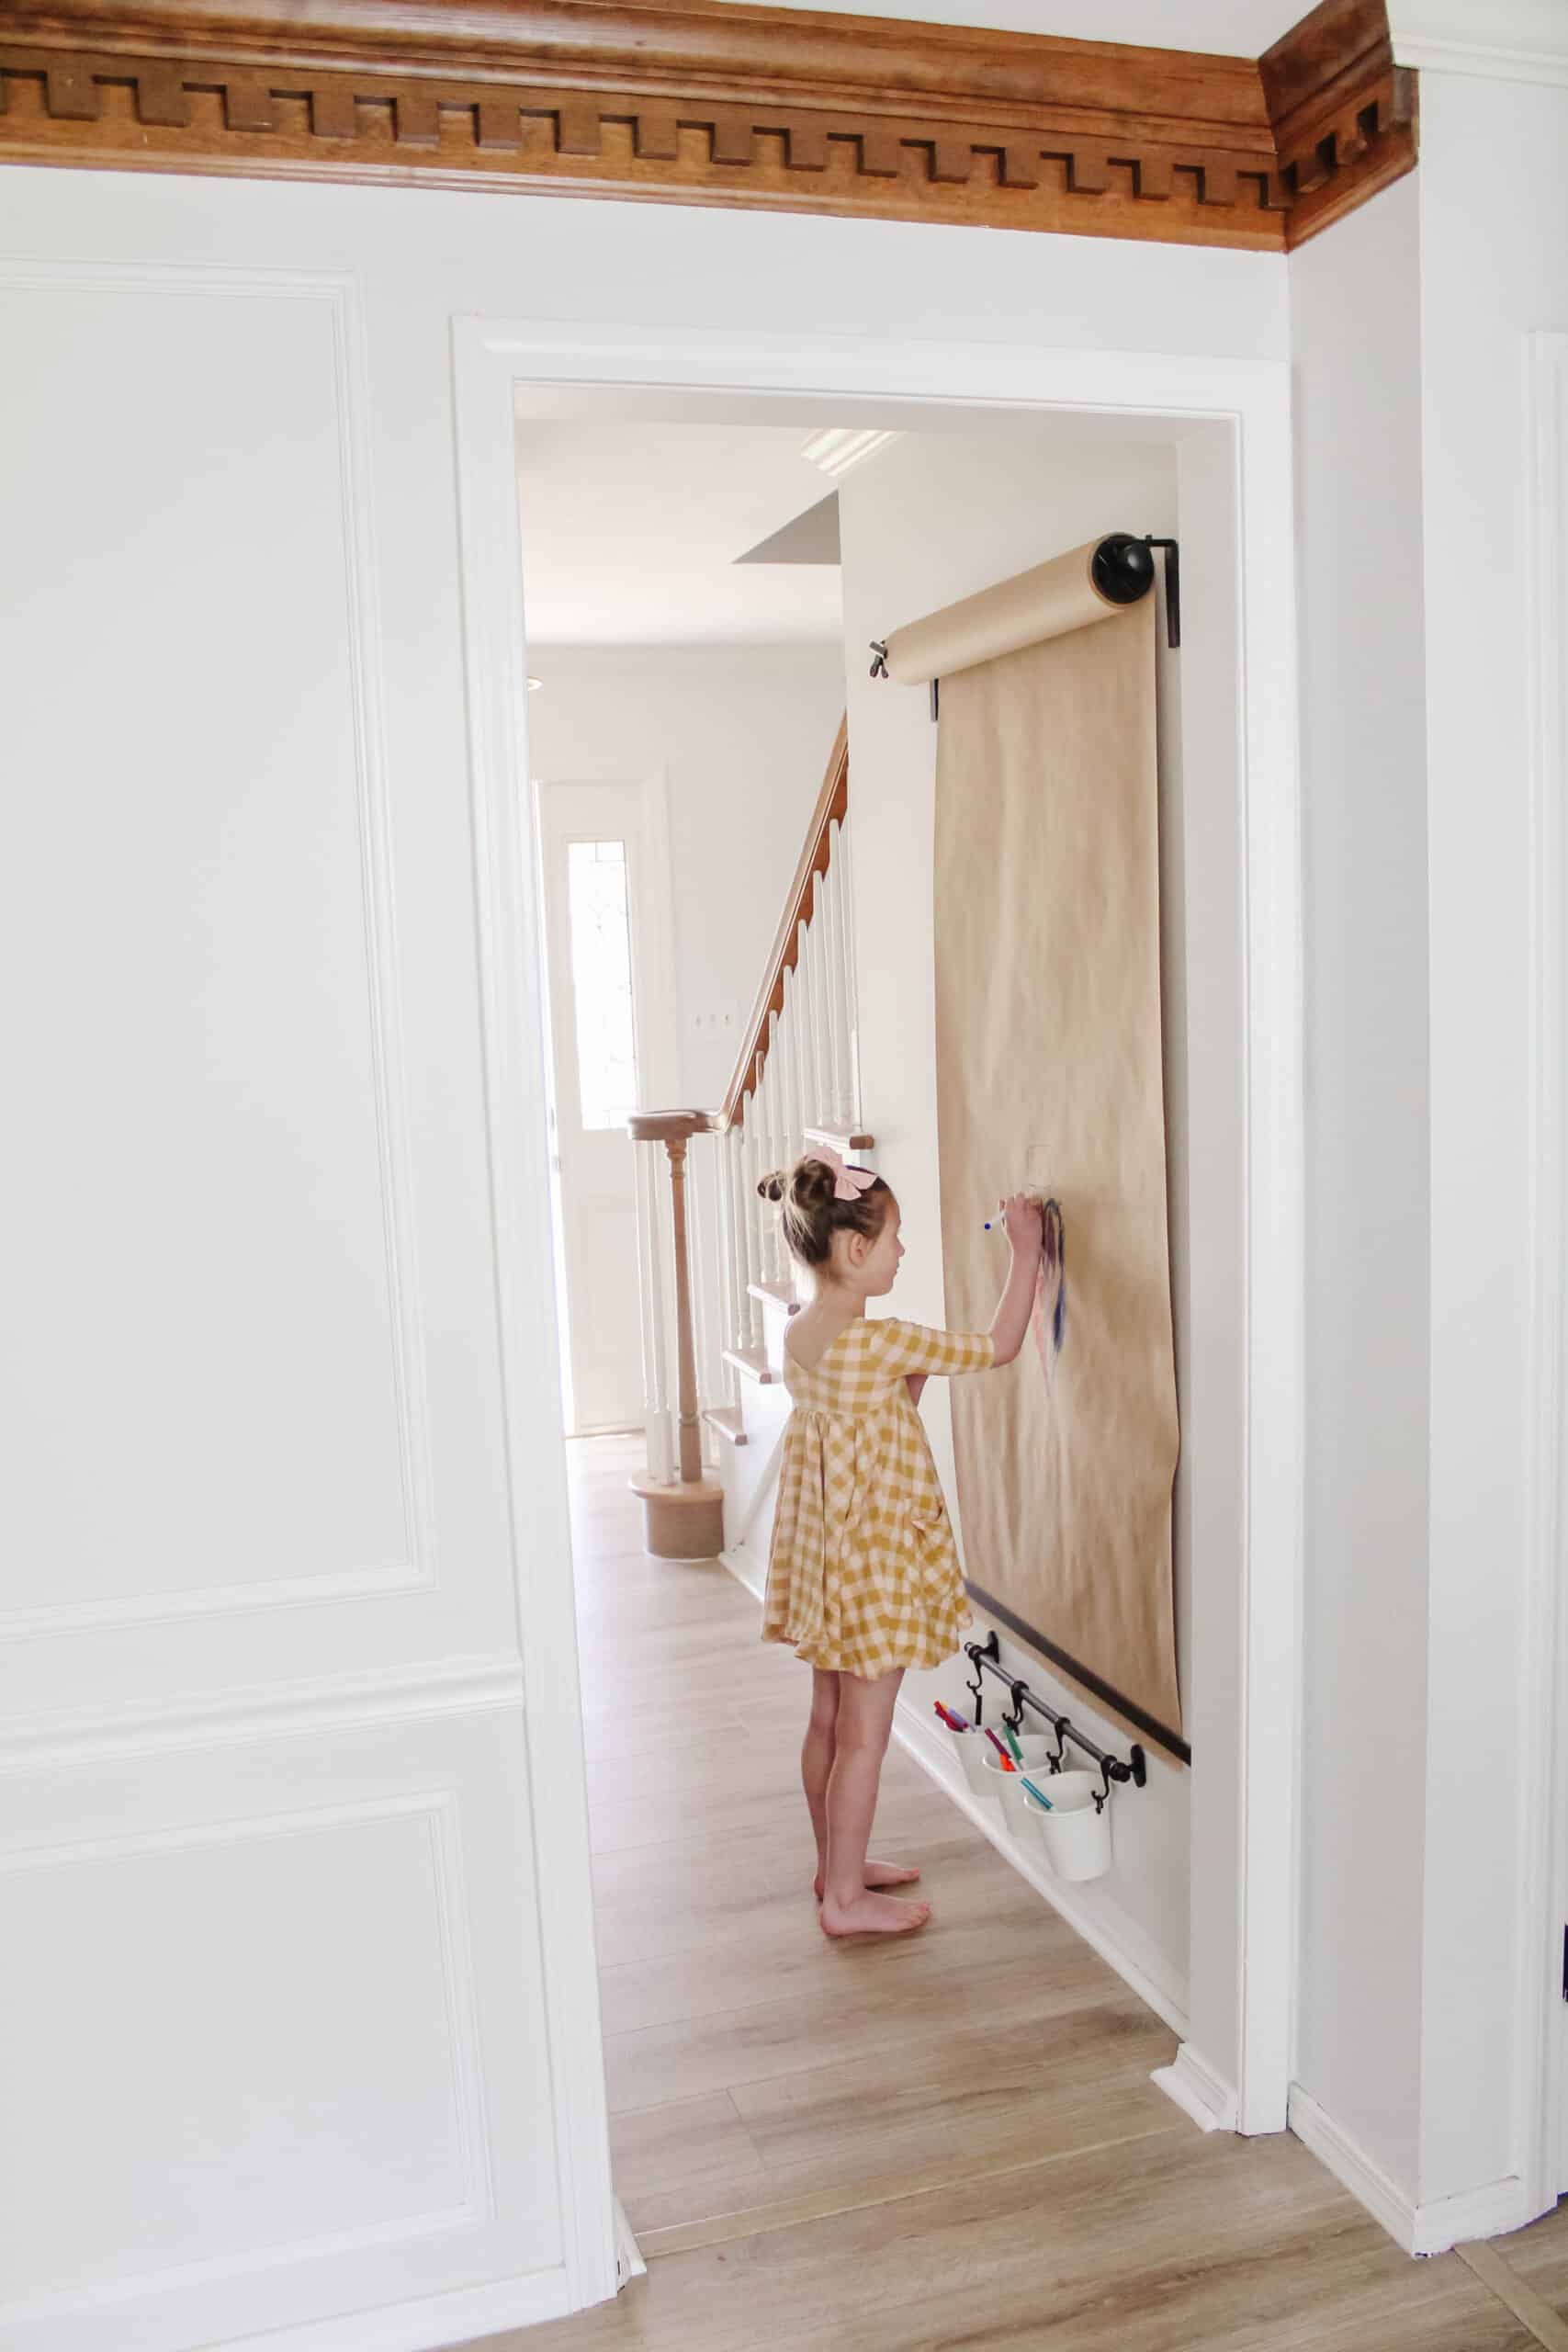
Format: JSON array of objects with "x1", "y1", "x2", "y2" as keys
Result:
[{"x1": 628, "y1": 1110, "x2": 725, "y2": 1560}]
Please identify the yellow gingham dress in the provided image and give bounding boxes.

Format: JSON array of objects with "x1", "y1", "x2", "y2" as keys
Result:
[{"x1": 762, "y1": 1317, "x2": 996, "y2": 1678}]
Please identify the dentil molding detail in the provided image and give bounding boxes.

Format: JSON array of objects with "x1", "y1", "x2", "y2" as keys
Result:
[{"x1": 0, "y1": 0, "x2": 1415, "y2": 253}]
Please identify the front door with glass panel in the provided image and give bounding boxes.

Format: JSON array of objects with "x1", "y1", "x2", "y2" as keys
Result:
[{"x1": 538, "y1": 781, "x2": 658, "y2": 1433}]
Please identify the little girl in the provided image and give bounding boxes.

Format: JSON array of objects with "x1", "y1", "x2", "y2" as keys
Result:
[{"x1": 757, "y1": 1150, "x2": 1043, "y2": 1939}]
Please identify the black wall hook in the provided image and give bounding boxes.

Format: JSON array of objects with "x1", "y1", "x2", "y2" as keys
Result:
[
  {"x1": 964, "y1": 1632, "x2": 1147, "y2": 1793},
  {"x1": 1005, "y1": 1679, "x2": 1029, "y2": 1732}
]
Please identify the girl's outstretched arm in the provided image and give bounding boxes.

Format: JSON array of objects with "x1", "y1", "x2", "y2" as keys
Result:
[{"x1": 988, "y1": 1193, "x2": 1045, "y2": 1366}]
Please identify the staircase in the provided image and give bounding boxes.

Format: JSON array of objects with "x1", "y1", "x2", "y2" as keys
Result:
[{"x1": 626, "y1": 717, "x2": 871, "y2": 1564}]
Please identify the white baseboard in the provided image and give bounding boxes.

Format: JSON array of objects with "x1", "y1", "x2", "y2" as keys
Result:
[
  {"x1": 720, "y1": 1542, "x2": 765, "y2": 1604},
  {"x1": 1152, "y1": 2043, "x2": 1238, "y2": 2133},
  {"x1": 1410, "y1": 2174, "x2": 1540, "y2": 2256},
  {"x1": 614, "y1": 2199, "x2": 647, "y2": 2289},
  {"x1": 1286, "y1": 2086, "x2": 1541, "y2": 2256},
  {"x1": 227, "y1": 2265, "x2": 573, "y2": 2351},
  {"x1": 893, "y1": 1698, "x2": 1190, "y2": 2041}
]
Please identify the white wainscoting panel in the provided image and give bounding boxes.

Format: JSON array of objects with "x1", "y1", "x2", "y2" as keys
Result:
[
  {"x1": 0, "y1": 264, "x2": 533, "y2": 1718},
  {"x1": 0, "y1": 1707, "x2": 567, "y2": 2350},
  {"x1": 0, "y1": 255, "x2": 616, "y2": 2348}
]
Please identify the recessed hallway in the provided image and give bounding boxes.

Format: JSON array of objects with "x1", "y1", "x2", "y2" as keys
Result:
[{"x1": 479, "y1": 1439, "x2": 1549, "y2": 2351}]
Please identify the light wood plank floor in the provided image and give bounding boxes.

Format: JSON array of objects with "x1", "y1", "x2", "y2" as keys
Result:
[{"x1": 473, "y1": 1435, "x2": 1551, "y2": 2351}]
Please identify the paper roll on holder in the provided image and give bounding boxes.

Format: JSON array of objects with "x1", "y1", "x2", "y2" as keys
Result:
[{"x1": 870, "y1": 530, "x2": 1180, "y2": 714}]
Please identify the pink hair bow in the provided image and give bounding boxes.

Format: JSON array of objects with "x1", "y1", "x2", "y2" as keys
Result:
[{"x1": 815, "y1": 1145, "x2": 877, "y2": 1203}]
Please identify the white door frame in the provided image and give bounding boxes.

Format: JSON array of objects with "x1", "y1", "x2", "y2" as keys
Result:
[
  {"x1": 1519, "y1": 328, "x2": 1568, "y2": 2222},
  {"x1": 452, "y1": 316, "x2": 1303, "y2": 2175}
]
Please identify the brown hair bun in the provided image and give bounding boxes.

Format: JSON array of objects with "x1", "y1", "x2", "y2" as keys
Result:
[{"x1": 755, "y1": 1153, "x2": 890, "y2": 1270}]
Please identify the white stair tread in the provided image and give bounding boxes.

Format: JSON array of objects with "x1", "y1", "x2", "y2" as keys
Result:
[
  {"x1": 805, "y1": 1123, "x2": 875, "y2": 1155},
  {"x1": 703, "y1": 1404, "x2": 749, "y2": 1447},
  {"x1": 724, "y1": 1344, "x2": 777, "y2": 1385},
  {"x1": 749, "y1": 1278, "x2": 799, "y2": 1312}
]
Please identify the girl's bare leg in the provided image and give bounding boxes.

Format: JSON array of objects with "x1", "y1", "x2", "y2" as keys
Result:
[
  {"x1": 802, "y1": 1668, "x2": 839, "y2": 1892},
  {"x1": 804, "y1": 1668, "x2": 921, "y2": 1901},
  {"x1": 820, "y1": 1668, "x2": 931, "y2": 1937}
]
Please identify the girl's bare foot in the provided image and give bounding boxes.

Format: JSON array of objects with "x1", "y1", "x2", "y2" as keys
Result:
[
  {"x1": 812, "y1": 1860, "x2": 921, "y2": 1902},
  {"x1": 819, "y1": 1890, "x2": 931, "y2": 1938}
]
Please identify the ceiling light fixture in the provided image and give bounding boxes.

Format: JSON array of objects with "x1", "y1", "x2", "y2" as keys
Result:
[
  {"x1": 526, "y1": 675, "x2": 543, "y2": 690},
  {"x1": 800, "y1": 427, "x2": 899, "y2": 480}
]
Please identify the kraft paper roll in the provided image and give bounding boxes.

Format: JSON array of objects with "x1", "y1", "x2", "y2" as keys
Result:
[
  {"x1": 932, "y1": 582, "x2": 1183, "y2": 1745},
  {"x1": 882, "y1": 539, "x2": 1123, "y2": 686}
]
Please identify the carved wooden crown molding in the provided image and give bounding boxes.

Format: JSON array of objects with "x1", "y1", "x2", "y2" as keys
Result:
[{"x1": 0, "y1": 0, "x2": 1414, "y2": 251}]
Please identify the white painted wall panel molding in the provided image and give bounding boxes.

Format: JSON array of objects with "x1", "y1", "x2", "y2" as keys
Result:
[
  {"x1": 0, "y1": 1658, "x2": 527, "y2": 1771},
  {"x1": 0, "y1": 1794, "x2": 487, "y2": 2329},
  {"x1": 0, "y1": 1710, "x2": 570, "y2": 2348},
  {"x1": 0, "y1": 259, "x2": 437, "y2": 1668}
]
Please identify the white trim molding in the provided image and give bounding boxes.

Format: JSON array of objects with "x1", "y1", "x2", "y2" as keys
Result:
[
  {"x1": 452, "y1": 306, "x2": 1303, "y2": 2203},
  {"x1": 451, "y1": 316, "x2": 622, "y2": 2320},
  {"x1": 1389, "y1": 0, "x2": 1568, "y2": 85},
  {"x1": 224, "y1": 2266, "x2": 573, "y2": 2351},
  {"x1": 1152, "y1": 2045, "x2": 1239, "y2": 2135},
  {"x1": 893, "y1": 1694, "x2": 1190, "y2": 2040},
  {"x1": 1520, "y1": 329, "x2": 1568, "y2": 2226},
  {"x1": 1289, "y1": 2090, "x2": 1537, "y2": 2257}
]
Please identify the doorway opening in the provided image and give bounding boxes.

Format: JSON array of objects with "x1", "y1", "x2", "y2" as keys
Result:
[{"x1": 456, "y1": 316, "x2": 1303, "y2": 2296}]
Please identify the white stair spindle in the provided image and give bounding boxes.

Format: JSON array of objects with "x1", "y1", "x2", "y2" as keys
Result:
[
  {"x1": 764, "y1": 1023, "x2": 784, "y2": 1283},
  {"x1": 710, "y1": 1129, "x2": 734, "y2": 1409},
  {"x1": 741, "y1": 1091, "x2": 763, "y2": 1345},
  {"x1": 807, "y1": 904, "x2": 829, "y2": 1134},
  {"x1": 795, "y1": 919, "x2": 818, "y2": 1137},
  {"x1": 780, "y1": 964, "x2": 803, "y2": 1168},
  {"x1": 726, "y1": 1123, "x2": 749, "y2": 1383},
  {"x1": 838, "y1": 819, "x2": 863, "y2": 1127},
  {"x1": 757, "y1": 1052, "x2": 775, "y2": 1288},
  {"x1": 823, "y1": 829, "x2": 848, "y2": 1130}
]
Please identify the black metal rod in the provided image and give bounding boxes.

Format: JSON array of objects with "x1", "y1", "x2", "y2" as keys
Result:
[{"x1": 964, "y1": 1632, "x2": 1146, "y2": 1789}]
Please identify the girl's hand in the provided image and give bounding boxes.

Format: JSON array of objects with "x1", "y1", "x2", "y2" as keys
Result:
[{"x1": 1000, "y1": 1193, "x2": 1044, "y2": 1258}]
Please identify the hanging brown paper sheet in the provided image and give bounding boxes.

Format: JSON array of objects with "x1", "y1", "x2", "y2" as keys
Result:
[{"x1": 919, "y1": 566, "x2": 1181, "y2": 1744}]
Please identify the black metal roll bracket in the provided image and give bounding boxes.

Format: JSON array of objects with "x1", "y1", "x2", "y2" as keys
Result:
[
  {"x1": 869, "y1": 639, "x2": 889, "y2": 679},
  {"x1": 1091, "y1": 530, "x2": 1180, "y2": 650}
]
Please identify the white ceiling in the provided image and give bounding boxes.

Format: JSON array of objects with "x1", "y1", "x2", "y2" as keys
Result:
[
  {"x1": 514, "y1": 409, "x2": 1181, "y2": 647},
  {"x1": 515, "y1": 420, "x2": 848, "y2": 647},
  {"x1": 763, "y1": 0, "x2": 1307, "y2": 52}
]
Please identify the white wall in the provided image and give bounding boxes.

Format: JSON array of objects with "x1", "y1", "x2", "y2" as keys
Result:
[
  {"x1": 839, "y1": 421, "x2": 1247, "y2": 2036},
  {"x1": 1416, "y1": 68, "x2": 1568, "y2": 2211},
  {"x1": 524, "y1": 647, "x2": 845, "y2": 1106},
  {"x1": 0, "y1": 162, "x2": 1288, "y2": 2348},
  {"x1": 1289, "y1": 174, "x2": 1432, "y2": 2202},
  {"x1": 1291, "y1": 70, "x2": 1568, "y2": 2232}
]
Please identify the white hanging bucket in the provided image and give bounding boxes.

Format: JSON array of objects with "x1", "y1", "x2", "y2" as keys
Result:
[
  {"x1": 949, "y1": 1725, "x2": 997, "y2": 1798},
  {"x1": 978, "y1": 1736, "x2": 1056, "y2": 1836},
  {"x1": 1023, "y1": 1770, "x2": 1112, "y2": 1882}
]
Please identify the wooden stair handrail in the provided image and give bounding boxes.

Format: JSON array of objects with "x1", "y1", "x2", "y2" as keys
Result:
[{"x1": 715, "y1": 715, "x2": 848, "y2": 1136}]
